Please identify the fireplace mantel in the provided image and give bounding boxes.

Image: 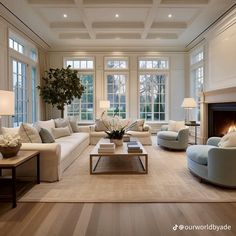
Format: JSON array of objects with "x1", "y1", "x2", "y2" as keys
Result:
[
  {"x1": 203, "y1": 87, "x2": 236, "y2": 103},
  {"x1": 200, "y1": 87, "x2": 236, "y2": 144}
]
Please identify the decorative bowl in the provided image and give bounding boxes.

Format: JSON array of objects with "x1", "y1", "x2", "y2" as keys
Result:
[{"x1": 0, "y1": 144, "x2": 22, "y2": 158}]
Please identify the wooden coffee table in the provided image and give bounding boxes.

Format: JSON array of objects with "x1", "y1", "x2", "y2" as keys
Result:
[
  {"x1": 0, "y1": 151, "x2": 40, "y2": 208},
  {"x1": 90, "y1": 138, "x2": 148, "y2": 174}
]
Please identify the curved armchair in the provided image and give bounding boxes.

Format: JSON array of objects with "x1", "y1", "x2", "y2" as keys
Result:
[
  {"x1": 157, "y1": 125, "x2": 189, "y2": 150},
  {"x1": 187, "y1": 137, "x2": 236, "y2": 187}
]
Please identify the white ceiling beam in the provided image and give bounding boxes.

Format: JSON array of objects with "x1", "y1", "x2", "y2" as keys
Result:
[
  {"x1": 74, "y1": 0, "x2": 96, "y2": 39},
  {"x1": 141, "y1": 0, "x2": 161, "y2": 39}
]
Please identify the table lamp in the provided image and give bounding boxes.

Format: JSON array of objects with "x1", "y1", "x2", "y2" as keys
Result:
[
  {"x1": 0, "y1": 90, "x2": 15, "y2": 129},
  {"x1": 99, "y1": 100, "x2": 110, "y2": 117},
  {"x1": 181, "y1": 97, "x2": 197, "y2": 123}
]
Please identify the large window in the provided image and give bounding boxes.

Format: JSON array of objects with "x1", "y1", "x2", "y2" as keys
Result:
[
  {"x1": 12, "y1": 60, "x2": 28, "y2": 127},
  {"x1": 105, "y1": 57, "x2": 128, "y2": 118},
  {"x1": 9, "y1": 32, "x2": 39, "y2": 127},
  {"x1": 190, "y1": 49, "x2": 204, "y2": 121},
  {"x1": 138, "y1": 58, "x2": 168, "y2": 121},
  {"x1": 65, "y1": 58, "x2": 95, "y2": 121}
]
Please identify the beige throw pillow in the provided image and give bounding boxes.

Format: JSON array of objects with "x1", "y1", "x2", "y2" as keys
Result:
[
  {"x1": 127, "y1": 119, "x2": 144, "y2": 131},
  {"x1": 19, "y1": 123, "x2": 42, "y2": 143},
  {"x1": 1, "y1": 127, "x2": 20, "y2": 135},
  {"x1": 95, "y1": 119, "x2": 109, "y2": 131},
  {"x1": 168, "y1": 120, "x2": 185, "y2": 132},
  {"x1": 51, "y1": 127, "x2": 71, "y2": 139},
  {"x1": 218, "y1": 131, "x2": 236, "y2": 148},
  {"x1": 36, "y1": 119, "x2": 55, "y2": 135},
  {"x1": 68, "y1": 117, "x2": 79, "y2": 133},
  {"x1": 54, "y1": 118, "x2": 73, "y2": 134}
]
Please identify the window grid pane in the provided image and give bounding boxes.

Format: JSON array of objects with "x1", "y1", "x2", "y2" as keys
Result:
[
  {"x1": 139, "y1": 58, "x2": 169, "y2": 70},
  {"x1": 65, "y1": 59, "x2": 94, "y2": 70}
]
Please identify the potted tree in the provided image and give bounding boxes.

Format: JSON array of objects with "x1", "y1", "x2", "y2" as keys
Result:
[{"x1": 38, "y1": 66, "x2": 85, "y2": 118}]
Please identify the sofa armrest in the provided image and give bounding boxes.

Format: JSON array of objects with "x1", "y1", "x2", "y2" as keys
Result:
[
  {"x1": 207, "y1": 137, "x2": 221, "y2": 146},
  {"x1": 89, "y1": 124, "x2": 96, "y2": 132},
  {"x1": 77, "y1": 125, "x2": 90, "y2": 133},
  {"x1": 160, "y1": 125, "x2": 169, "y2": 131},
  {"x1": 143, "y1": 124, "x2": 151, "y2": 132}
]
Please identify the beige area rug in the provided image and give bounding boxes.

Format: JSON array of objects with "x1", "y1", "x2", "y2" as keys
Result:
[{"x1": 20, "y1": 145, "x2": 236, "y2": 203}]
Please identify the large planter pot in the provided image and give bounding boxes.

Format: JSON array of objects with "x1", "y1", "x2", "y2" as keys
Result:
[
  {"x1": 0, "y1": 144, "x2": 22, "y2": 158},
  {"x1": 110, "y1": 138, "x2": 123, "y2": 146}
]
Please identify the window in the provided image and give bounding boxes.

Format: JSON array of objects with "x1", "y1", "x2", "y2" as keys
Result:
[
  {"x1": 105, "y1": 57, "x2": 128, "y2": 70},
  {"x1": 138, "y1": 57, "x2": 168, "y2": 121},
  {"x1": 12, "y1": 60, "x2": 28, "y2": 127},
  {"x1": 139, "y1": 58, "x2": 169, "y2": 70},
  {"x1": 190, "y1": 48, "x2": 204, "y2": 122},
  {"x1": 139, "y1": 73, "x2": 166, "y2": 121},
  {"x1": 9, "y1": 38, "x2": 24, "y2": 54},
  {"x1": 106, "y1": 74, "x2": 127, "y2": 118},
  {"x1": 105, "y1": 57, "x2": 128, "y2": 118},
  {"x1": 31, "y1": 67, "x2": 38, "y2": 123},
  {"x1": 65, "y1": 58, "x2": 95, "y2": 121},
  {"x1": 66, "y1": 58, "x2": 94, "y2": 69},
  {"x1": 67, "y1": 74, "x2": 94, "y2": 121},
  {"x1": 31, "y1": 49, "x2": 38, "y2": 62}
]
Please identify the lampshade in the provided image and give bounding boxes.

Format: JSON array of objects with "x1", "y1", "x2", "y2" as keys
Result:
[
  {"x1": 0, "y1": 90, "x2": 15, "y2": 115},
  {"x1": 99, "y1": 100, "x2": 110, "y2": 109},
  {"x1": 181, "y1": 98, "x2": 197, "y2": 108}
]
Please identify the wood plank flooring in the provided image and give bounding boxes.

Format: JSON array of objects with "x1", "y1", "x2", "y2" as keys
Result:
[{"x1": 0, "y1": 202, "x2": 236, "y2": 236}]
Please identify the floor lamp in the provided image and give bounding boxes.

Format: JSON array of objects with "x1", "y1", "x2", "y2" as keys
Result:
[
  {"x1": 99, "y1": 100, "x2": 110, "y2": 117},
  {"x1": 181, "y1": 97, "x2": 197, "y2": 124},
  {"x1": 0, "y1": 90, "x2": 15, "y2": 131}
]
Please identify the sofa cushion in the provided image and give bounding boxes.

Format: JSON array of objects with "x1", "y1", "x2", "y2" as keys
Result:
[
  {"x1": 68, "y1": 117, "x2": 79, "y2": 132},
  {"x1": 39, "y1": 128, "x2": 55, "y2": 143},
  {"x1": 54, "y1": 118, "x2": 73, "y2": 134},
  {"x1": 1, "y1": 127, "x2": 19, "y2": 135},
  {"x1": 127, "y1": 119, "x2": 144, "y2": 131},
  {"x1": 168, "y1": 120, "x2": 185, "y2": 132},
  {"x1": 52, "y1": 127, "x2": 71, "y2": 139},
  {"x1": 157, "y1": 131, "x2": 178, "y2": 141},
  {"x1": 127, "y1": 130, "x2": 150, "y2": 137},
  {"x1": 36, "y1": 119, "x2": 55, "y2": 135},
  {"x1": 218, "y1": 131, "x2": 236, "y2": 148},
  {"x1": 19, "y1": 123, "x2": 42, "y2": 143},
  {"x1": 95, "y1": 119, "x2": 109, "y2": 131},
  {"x1": 187, "y1": 145, "x2": 214, "y2": 165}
]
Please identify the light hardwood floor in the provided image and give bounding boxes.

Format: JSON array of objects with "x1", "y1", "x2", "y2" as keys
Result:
[{"x1": 0, "y1": 202, "x2": 236, "y2": 236}]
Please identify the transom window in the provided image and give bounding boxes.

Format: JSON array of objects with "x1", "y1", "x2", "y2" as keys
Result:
[
  {"x1": 66, "y1": 58, "x2": 94, "y2": 69},
  {"x1": 105, "y1": 57, "x2": 129, "y2": 70},
  {"x1": 9, "y1": 38, "x2": 24, "y2": 54},
  {"x1": 191, "y1": 51, "x2": 203, "y2": 65},
  {"x1": 139, "y1": 73, "x2": 167, "y2": 121},
  {"x1": 139, "y1": 58, "x2": 169, "y2": 70}
]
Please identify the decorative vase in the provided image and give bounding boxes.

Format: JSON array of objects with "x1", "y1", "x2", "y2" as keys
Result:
[
  {"x1": 110, "y1": 138, "x2": 123, "y2": 146},
  {"x1": 0, "y1": 144, "x2": 22, "y2": 158}
]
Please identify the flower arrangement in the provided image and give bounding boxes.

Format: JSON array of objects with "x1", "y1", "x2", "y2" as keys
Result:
[
  {"x1": 102, "y1": 115, "x2": 129, "y2": 140},
  {"x1": 0, "y1": 134, "x2": 22, "y2": 158},
  {"x1": 0, "y1": 134, "x2": 21, "y2": 147}
]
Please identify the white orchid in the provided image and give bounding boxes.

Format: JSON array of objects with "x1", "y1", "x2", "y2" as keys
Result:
[{"x1": 0, "y1": 134, "x2": 21, "y2": 147}]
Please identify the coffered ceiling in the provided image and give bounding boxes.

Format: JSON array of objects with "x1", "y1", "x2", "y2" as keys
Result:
[{"x1": 0, "y1": 0, "x2": 235, "y2": 51}]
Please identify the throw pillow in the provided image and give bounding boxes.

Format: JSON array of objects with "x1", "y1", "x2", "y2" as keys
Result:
[
  {"x1": 168, "y1": 120, "x2": 185, "y2": 132},
  {"x1": 68, "y1": 117, "x2": 79, "y2": 133},
  {"x1": 127, "y1": 119, "x2": 144, "y2": 131},
  {"x1": 36, "y1": 119, "x2": 55, "y2": 135},
  {"x1": 1, "y1": 127, "x2": 20, "y2": 135},
  {"x1": 218, "y1": 131, "x2": 236, "y2": 148},
  {"x1": 39, "y1": 128, "x2": 55, "y2": 143},
  {"x1": 51, "y1": 127, "x2": 71, "y2": 139},
  {"x1": 95, "y1": 119, "x2": 109, "y2": 132},
  {"x1": 19, "y1": 123, "x2": 42, "y2": 143},
  {"x1": 54, "y1": 118, "x2": 73, "y2": 134}
]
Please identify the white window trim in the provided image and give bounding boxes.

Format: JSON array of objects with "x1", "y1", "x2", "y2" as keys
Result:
[{"x1": 63, "y1": 57, "x2": 95, "y2": 70}]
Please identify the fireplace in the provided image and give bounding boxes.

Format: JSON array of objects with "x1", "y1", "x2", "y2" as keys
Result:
[{"x1": 208, "y1": 103, "x2": 236, "y2": 137}]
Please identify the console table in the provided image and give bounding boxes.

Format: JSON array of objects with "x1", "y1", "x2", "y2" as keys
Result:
[
  {"x1": 0, "y1": 151, "x2": 40, "y2": 208},
  {"x1": 186, "y1": 122, "x2": 200, "y2": 144}
]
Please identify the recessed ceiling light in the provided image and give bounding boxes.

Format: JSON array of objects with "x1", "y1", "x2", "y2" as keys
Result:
[
  {"x1": 168, "y1": 14, "x2": 172, "y2": 18},
  {"x1": 115, "y1": 14, "x2": 119, "y2": 18},
  {"x1": 63, "y1": 14, "x2": 68, "y2": 18}
]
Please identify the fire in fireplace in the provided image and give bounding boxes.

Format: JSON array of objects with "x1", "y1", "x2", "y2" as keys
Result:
[{"x1": 208, "y1": 103, "x2": 236, "y2": 137}]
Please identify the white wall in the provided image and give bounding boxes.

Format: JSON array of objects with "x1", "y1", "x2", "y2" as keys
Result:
[
  {"x1": 48, "y1": 51, "x2": 186, "y2": 122},
  {"x1": 205, "y1": 8, "x2": 236, "y2": 91}
]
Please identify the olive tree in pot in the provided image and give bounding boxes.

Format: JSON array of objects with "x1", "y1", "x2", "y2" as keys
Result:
[{"x1": 38, "y1": 66, "x2": 85, "y2": 118}]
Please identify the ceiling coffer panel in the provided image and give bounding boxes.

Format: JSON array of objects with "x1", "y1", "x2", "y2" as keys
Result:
[
  {"x1": 160, "y1": 0, "x2": 209, "y2": 4},
  {"x1": 83, "y1": 0, "x2": 153, "y2": 4},
  {"x1": 59, "y1": 33, "x2": 90, "y2": 39},
  {"x1": 27, "y1": 0, "x2": 75, "y2": 4},
  {"x1": 96, "y1": 33, "x2": 140, "y2": 39}
]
